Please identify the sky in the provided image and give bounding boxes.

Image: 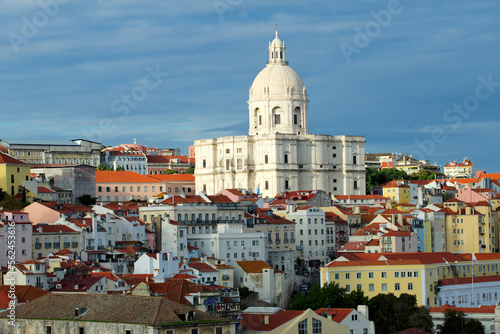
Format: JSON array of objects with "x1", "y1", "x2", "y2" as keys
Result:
[{"x1": 1, "y1": 0, "x2": 499, "y2": 172}]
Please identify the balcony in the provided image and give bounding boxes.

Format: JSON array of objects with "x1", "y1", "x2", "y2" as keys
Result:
[
  {"x1": 222, "y1": 274, "x2": 229, "y2": 281},
  {"x1": 35, "y1": 243, "x2": 42, "y2": 249},
  {"x1": 275, "y1": 238, "x2": 281, "y2": 244},
  {"x1": 35, "y1": 283, "x2": 44, "y2": 289},
  {"x1": 284, "y1": 238, "x2": 289, "y2": 244},
  {"x1": 44, "y1": 243, "x2": 52, "y2": 249},
  {"x1": 72, "y1": 242, "x2": 78, "y2": 248},
  {"x1": 98, "y1": 245, "x2": 106, "y2": 250},
  {"x1": 53, "y1": 242, "x2": 60, "y2": 248},
  {"x1": 290, "y1": 239, "x2": 295, "y2": 243},
  {"x1": 268, "y1": 238, "x2": 273, "y2": 244},
  {"x1": 296, "y1": 245, "x2": 303, "y2": 251},
  {"x1": 64, "y1": 242, "x2": 70, "y2": 248}
]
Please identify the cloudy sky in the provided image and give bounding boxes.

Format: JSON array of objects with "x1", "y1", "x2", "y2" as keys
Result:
[{"x1": 1, "y1": 0, "x2": 499, "y2": 172}]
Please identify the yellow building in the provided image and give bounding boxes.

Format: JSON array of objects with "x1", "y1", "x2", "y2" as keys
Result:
[
  {"x1": 442, "y1": 199, "x2": 500, "y2": 253},
  {"x1": 320, "y1": 252, "x2": 500, "y2": 307},
  {"x1": 0, "y1": 152, "x2": 30, "y2": 195},
  {"x1": 382, "y1": 180, "x2": 410, "y2": 204}
]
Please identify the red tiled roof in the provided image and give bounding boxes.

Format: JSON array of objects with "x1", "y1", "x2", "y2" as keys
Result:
[
  {"x1": 314, "y1": 308, "x2": 354, "y2": 323},
  {"x1": 383, "y1": 230, "x2": 412, "y2": 237},
  {"x1": 147, "y1": 155, "x2": 194, "y2": 164},
  {"x1": 37, "y1": 202, "x2": 92, "y2": 213},
  {"x1": 172, "y1": 273, "x2": 197, "y2": 280},
  {"x1": 33, "y1": 224, "x2": 78, "y2": 233},
  {"x1": 149, "y1": 174, "x2": 195, "y2": 181},
  {"x1": 326, "y1": 252, "x2": 469, "y2": 268},
  {"x1": 242, "y1": 310, "x2": 304, "y2": 332},
  {"x1": 37, "y1": 186, "x2": 55, "y2": 194},
  {"x1": 0, "y1": 152, "x2": 27, "y2": 165},
  {"x1": 236, "y1": 261, "x2": 282, "y2": 274},
  {"x1": 429, "y1": 304, "x2": 495, "y2": 314},
  {"x1": 0, "y1": 285, "x2": 48, "y2": 306},
  {"x1": 95, "y1": 171, "x2": 162, "y2": 183},
  {"x1": 187, "y1": 262, "x2": 217, "y2": 272}
]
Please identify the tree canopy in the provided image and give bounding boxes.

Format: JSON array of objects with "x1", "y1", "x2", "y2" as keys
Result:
[
  {"x1": 77, "y1": 194, "x2": 97, "y2": 206},
  {"x1": 368, "y1": 293, "x2": 433, "y2": 334},
  {"x1": 287, "y1": 282, "x2": 368, "y2": 310},
  {"x1": 366, "y1": 167, "x2": 445, "y2": 193}
]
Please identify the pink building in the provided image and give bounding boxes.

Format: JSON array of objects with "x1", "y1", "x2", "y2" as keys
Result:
[
  {"x1": 149, "y1": 174, "x2": 195, "y2": 196},
  {"x1": 0, "y1": 210, "x2": 33, "y2": 266},
  {"x1": 95, "y1": 171, "x2": 164, "y2": 202},
  {"x1": 380, "y1": 230, "x2": 418, "y2": 253},
  {"x1": 456, "y1": 187, "x2": 497, "y2": 203},
  {"x1": 23, "y1": 202, "x2": 92, "y2": 224}
]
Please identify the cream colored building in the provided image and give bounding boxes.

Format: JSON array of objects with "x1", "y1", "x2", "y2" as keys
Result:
[
  {"x1": 0, "y1": 139, "x2": 101, "y2": 166},
  {"x1": 194, "y1": 31, "x2": 366, "y2": 198}
]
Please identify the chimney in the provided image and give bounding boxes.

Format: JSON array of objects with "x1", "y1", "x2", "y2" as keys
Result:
[
  {"x1": 264, "y1": 315, "x2": 270, "y2": 325},
  {"x1": 357, "y1": 305, "x2": 369, "y2": 319}
]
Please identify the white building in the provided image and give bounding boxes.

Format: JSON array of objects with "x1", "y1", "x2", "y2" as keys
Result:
[
  {"x1": 315, "y1": 305, "x2": 375, "y2": 334},
  {"x1": 133, "y1": 252, "x2": 179, "y2": 282},
  {"x1": 286, "y1": 206, "x2": 328, "y2": 267},
  {"x1": 194, "y1": 31, "x2": 366, "y2": 198},
  {"x1": 188, "y1": 223, "x2": 268, "y2": 265},
  {"x1": 100, "y1": 145, "x2": 148, "y2": 174},
  {"x1": 0, "y1": 210, "x2": 32, "y2": 266}
]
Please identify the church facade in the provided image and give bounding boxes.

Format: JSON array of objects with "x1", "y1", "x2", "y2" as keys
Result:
[{"x1": 194, "y1": 31, "x2": 366, "y2": 198}]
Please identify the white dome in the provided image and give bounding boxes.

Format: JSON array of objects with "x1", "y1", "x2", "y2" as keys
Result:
[{"x1": 249, "y1": 64, "x2": 306, "y2": 100}]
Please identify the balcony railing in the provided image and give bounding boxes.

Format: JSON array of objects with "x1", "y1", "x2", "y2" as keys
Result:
[
  {"x1": 98, "y1": 245, "x2": 106, "y2": 250},
  {"x1": 275, "y1": 238, "x2": 281, "y2": 244},
  {"x1": 268, "y1": 238, "x2": 273, "y2": 244},
  {"x1": 35, "y1": 243, "x2": 42, "y2": 249},
  {"x1": 64, "y1": 242, "x2": 70, "y2": 248},
  {"x1": 296, "y1": 245, "x2": 303, "y2": 251},
  {"x1": 284, "y1": 238, "x2": 289, "y2": 244},
  {"x1": 222, "y1": 274, "x2": 229, "y2": 281},
  {"x1": 44, "y1": 243, "x2": 52, "y2": 249},
  {"x1": 53, "y1": 242, "x2": 60, "y2": 248},
  {"x1": 290, "y1": 239, "x2": 295, "y2": 243},
  {"x1": 72, "y1": 242, "x2": 78, "y2": 248},
  {"x1": 35, "y1": 283, "x2": 44, "y2": 289}
]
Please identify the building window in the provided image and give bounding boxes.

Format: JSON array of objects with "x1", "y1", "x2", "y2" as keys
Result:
[
  {"x1": 356, "y1": 272, "x2": 361, "y2": 279},
  {"x1": 346, "y1": 285, "x2": 350, "y2": 292},
  {"x1": 226, "y1": 149, "x2": 230, "y2": 154},
  {"x1": 312, "y1": 318, "x2": 322, "y2": 334},
  {"x1": 408, "y1": 283, "x2": 413, "y2": 290},
  {"x1": 265, "y1": 181, "x2": 269, "y2": 190},
  {"x1": 395, "y1": 283, "x2": 400, "y2": 291},
  {"x1": 285, "y1": 180, "x2": 289, "y2": 189},
  {"x1": 275, "y1": 114, "x2": 281, "y2": 125},
  {"x1": 237, "y1": 158, "x2": 242, "y2": 170},
  {"x1": 226, "y1": 159, "x2": 230, "y2": 170},
  {"x1": 354, "y1": 180, "x2": 358, "y2": 190},
  {"x1": 298, "y1": 319, "x2": 308, "y2": 334},
  {"x1": 368, "y1": 272, "x2": 374, "y2": 278},
  {"x1": 202, "y1": 159, "x2": 206, "y2": 168},
  {"x1": 369, "y1": 284, "x2": 374, "y2": 291},
  {"x1": 284, "y1": 154, "x2": 288, "y2": 164},
  {"x1": 353, "y1": 156, "x2": 357, "y2": 165},
  {"x1": 381, "y1": 272, "x2": 387, "y2": 278},
  {"x1": 215, "y1": 328, "x2": 223, "y2": 334}
]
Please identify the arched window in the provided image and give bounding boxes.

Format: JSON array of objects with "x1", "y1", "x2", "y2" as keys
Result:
[
  {"x1": 272, "y1": 107, "x2": 282, "y2": 126},
  {"x1": 294, "y1": 107, "x2": 301, "y2": 126}
]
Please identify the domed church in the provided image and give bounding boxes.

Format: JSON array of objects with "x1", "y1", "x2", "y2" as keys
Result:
[{"x1": 194, "y1": 31, "x2": 366, "y2": 197}]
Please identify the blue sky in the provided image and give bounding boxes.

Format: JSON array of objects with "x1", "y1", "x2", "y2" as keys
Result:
[{"x1": 1, "y1": 0, "x2": 499, "y2": 172}]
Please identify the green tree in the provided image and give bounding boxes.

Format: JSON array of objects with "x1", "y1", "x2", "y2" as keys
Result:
[
  {"x1": 163, "y1": 169, "x2": 178, "y2": 175},
  {"x1": 464, "y1": 318, "x2": 485, "y2": 334},
  {"x1": 97, "y1": 163, "x2": 107, "y2": 171},
  {"x1": 184, "y1": 166, "x2": 195, "y2": 174},
  {"x1": 238, "y1": 286, "x2": 251, "y2": 299},
  {"x1": 116, "y1": 166, "x2": 124, "y2": 171},
  {"x1": 0, "y1": 194, "x2": 27, "y2": 211},
  {"x1": 287, "y1": 282, "x2": 367, "y2": 311},
  {"x1": 368, "y1": 293, "x2": 433, "y2": 334},
  {"x1": 440, "y1": 310, "x2": 465, "y2": 334},
  {"x1": 365, "y1": 168, "x2": 410, "y2": 193},
  {"x1": 77, "y1": 194, "x2": 97, "y2": 206}
]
